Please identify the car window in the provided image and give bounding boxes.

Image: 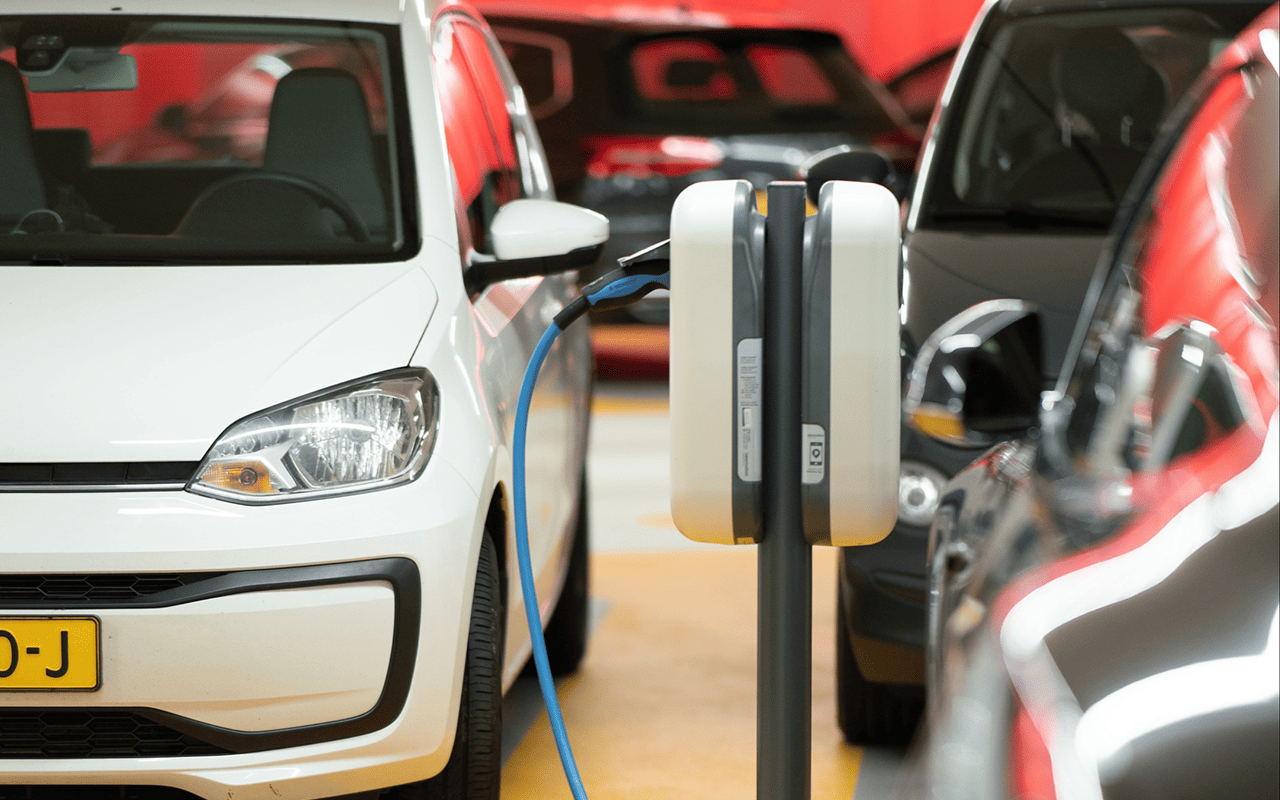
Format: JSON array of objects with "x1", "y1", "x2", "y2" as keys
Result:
[
  {"x1": 1060, "y1": 65, "x2": 1265, "y2": 474},
  {"x1": 927, "y1": 5, "x2": 1257, "y2": 226},
  {"x1": 0, "y1": 15, "x2": 407, "y2": 262},
  {"x1": 434, "y1": 16, "x2": 506, "y2": 257},
  {"x1": 494, "y1": 27, "x2": 572, "y2": 120},
  {"x1": 455, "y1": 22, "x2": 524, "y2": 205},
  {"x1": 745, "y1": 44, "x2": 838, "y2": 105},
  {"x1": 631, "y1": 38, "x2": 738, "y2": 101}
]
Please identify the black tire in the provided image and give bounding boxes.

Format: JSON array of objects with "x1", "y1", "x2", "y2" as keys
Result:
[
  {"x1": 540, "y1": 469, "x2": 591, "y2": 676},
  {"x1": 390, "y1": 532, "x2": 503, "y2": 800},
  {"x1": 835, "y1": 581, "x2": 923, "y2": 746}
]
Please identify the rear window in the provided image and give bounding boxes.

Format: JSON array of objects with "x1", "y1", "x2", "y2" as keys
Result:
[
  {"x1": 620, "y1": 31, "x2": 896, "y2": 134},
  {"x1": 0, "y1": 15, "x2": 412, "y2": 265},
  {"x1": 495, "y1": 26, "x2": 571, "y2": 120}
]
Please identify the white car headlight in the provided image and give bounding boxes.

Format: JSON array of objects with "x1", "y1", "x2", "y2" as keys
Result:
[{"x1": 189, "y1": 369, "x2": 439, "y2": 503}]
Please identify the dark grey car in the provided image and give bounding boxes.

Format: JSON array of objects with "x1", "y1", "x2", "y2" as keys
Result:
[
  {"x1": 903, "y1": 6, "x2": 1278, "y2": 797},
  {"x1": 830, "y1": 0, "x2": 1270, "y2": 745}
]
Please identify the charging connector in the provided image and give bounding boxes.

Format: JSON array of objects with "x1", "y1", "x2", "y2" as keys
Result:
[{"x1": 554, "y1": 240, "x2": 671, "y2": 328}]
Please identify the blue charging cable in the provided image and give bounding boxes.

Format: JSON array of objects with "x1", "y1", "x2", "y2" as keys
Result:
[{"x1": 511, "y1": 246, "x2": 670, "y2": 800}]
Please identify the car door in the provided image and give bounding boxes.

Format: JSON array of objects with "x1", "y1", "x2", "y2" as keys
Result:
[{"x1": 432, "y1": 10, "x2": 591, "y2": 676}]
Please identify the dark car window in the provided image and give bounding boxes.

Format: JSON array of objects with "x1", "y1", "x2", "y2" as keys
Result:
[
  {"x1": 630, "y1": 38, "x2": 739, "y2": 101},
  {"x1": 1060, "y1": 64, "x2": 1266, "y2": 473},
  {"x1": 925, "y1": 5, "x2": 1259, "y2": 227},
  {"x1": 745, "y1": 44, "x2": 838, "y2": 105},
  {"x1": 494, "y1": 27, "x2": 572, "y2": 120}
]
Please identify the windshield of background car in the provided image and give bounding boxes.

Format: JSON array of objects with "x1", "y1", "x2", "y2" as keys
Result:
[
  {"x1": 0, "y1": 15, "x2": 413, "y2": 264},
  {"x1": 923, "y1": 5, "x2": 1260, "y2": 229}
]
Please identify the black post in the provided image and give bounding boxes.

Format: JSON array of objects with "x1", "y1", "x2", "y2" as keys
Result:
[{"x1": 758, "y1": 181, "x2": 811, "y2": 800}]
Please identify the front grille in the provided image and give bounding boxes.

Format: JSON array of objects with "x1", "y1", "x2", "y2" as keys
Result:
[
  {"x1": 0, "y1": 462, "x2": 198, "y2": 488},
  {"x1": 0, "y1": 709, "x2": 232, "y2": 759},
  {"x1": 0, "y1": 574, "x2": 226, "y2": 606},
  {"x1": 0, "y1": 786, "x2": 204, "y2": 800}
]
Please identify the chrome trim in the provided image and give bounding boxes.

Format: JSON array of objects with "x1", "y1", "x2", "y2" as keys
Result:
[{"x1": 0, "y1": 483, "x2": 186, "y2": 492}]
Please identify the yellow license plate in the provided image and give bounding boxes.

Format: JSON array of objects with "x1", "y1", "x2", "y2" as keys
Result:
[{"x1": 0, "y1": 617, "x2": 100, "y2": 691}]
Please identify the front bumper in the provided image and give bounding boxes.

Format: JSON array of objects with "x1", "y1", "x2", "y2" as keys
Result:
[
  {"x1": 838, "y1": 422, "x2": 980, "y2": 683},
  {"x1": 0, "y1": 458, "x2": 482, "y2": 800}
]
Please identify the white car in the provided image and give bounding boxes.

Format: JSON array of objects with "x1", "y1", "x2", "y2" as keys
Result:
[{"x1": 0, "y1": 2, "x2": 603, "y2": 798}]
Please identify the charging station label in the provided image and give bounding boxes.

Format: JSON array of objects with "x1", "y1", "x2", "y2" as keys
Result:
[
  {"x1": 737, "y1": 338, "x2": 763, "y2": 483},
  {"x1": 802, "y1": 424, "x2": 826, "y2": 484}
]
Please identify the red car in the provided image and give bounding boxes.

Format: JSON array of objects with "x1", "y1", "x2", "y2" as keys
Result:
[{"x1": 903, "y1": 6, "x2": 1279, "y2": 798}]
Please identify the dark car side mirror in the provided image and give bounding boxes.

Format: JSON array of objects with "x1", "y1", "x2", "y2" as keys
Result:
[
  {"x1": 802, "y1": 145, "x2": 903, "y2": 204},
  {"x1": 903, "y1": 300, "x2": 1043, "y2": 448}
]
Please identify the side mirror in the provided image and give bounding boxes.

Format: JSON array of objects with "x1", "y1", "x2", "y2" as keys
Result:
[
  {"x1": 903, "y1": 300, "x2": 1043, "y2": 448},
  {"x1": 801, "y1": 145, "x2": 902, "y2": 205},
  {"x1": 466, "y1": 199, "x2": 609, "y2": 293}
]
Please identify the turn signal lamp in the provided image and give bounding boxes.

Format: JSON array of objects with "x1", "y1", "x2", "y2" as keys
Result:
[{"x1": 197, "y1": 460, "x2": 277, "y2": 494}]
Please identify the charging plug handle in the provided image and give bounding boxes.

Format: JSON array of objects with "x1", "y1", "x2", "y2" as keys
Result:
[{"x1": 554, "y1": 239, "x2": 671, "y2": 328}]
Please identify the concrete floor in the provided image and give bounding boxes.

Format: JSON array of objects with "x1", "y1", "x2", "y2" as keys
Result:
[{"x1": 499, "y1": 378, "x2": 908, "y2": 799}]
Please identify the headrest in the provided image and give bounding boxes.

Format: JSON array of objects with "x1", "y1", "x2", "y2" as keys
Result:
[
  {"x1": 264, "y1": 67, "x2": 387, "y2": 236},
  {"x1": 34, "y1": 127, "x2": 93, "y2": 184},
  {"x1": 0, "y1": 61, "x2": 47, "y2": 223},
  {"x1": 1053, "y1": 29, "x2": 1149, "y2": 124}
]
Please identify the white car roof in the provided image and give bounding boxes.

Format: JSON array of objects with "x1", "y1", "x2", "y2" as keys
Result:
[{"x1": 1, "y1": 0, "x2": 425, "y2": 25}]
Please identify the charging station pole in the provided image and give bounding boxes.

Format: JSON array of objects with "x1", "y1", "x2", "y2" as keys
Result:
[{"x1": 759, "y1": 181, "x2": 811, "y2": 800}]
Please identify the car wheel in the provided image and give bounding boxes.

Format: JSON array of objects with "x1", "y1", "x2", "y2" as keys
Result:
[
  {"x1": 835, "y1": 582, "x2": 923, "y2": 746},
  {"x1": 541, "y1": 469, "x2": 591, "y2": 675},
  {"x1": 390, "y1": 531, "x2": 503, "y2": 800}
]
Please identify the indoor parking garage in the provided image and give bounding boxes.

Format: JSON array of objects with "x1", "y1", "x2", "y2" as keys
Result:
[{"x1": 1, "y1": 1, "x2": 1277, "y2": 799}]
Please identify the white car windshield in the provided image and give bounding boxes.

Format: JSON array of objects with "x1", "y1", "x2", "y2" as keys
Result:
[{"x1": 0, "y1": 15, "x2": 411, "y2": 264}]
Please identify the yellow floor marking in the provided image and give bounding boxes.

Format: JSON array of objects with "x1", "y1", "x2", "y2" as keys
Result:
[
  {"x1": 502, "y1": 548, "x2": 862, "y2": 799},
  {"x1": 591, "y1": 395, "x2": 670, "y2": 415},
  {"x1": 634, "y1": 511, "x2": 676, "y2": 529}
]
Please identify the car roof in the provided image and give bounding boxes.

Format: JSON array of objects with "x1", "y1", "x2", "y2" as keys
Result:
[
  {"x1": 1000, "y1": 0, "x2": 1267, "y2": 13},
  {"x1": 1, "y1": 0, "x2": 410, "y2": 24}
]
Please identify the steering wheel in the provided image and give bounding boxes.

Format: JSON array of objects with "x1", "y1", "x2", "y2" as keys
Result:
[{"x1": 187, "y1": 171, "x2": 371, "y2": 242}]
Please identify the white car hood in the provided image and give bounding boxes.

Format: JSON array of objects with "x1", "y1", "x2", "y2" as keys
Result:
[{"x1": 1, "y1": 264, "x2": 437, "y2": 463}]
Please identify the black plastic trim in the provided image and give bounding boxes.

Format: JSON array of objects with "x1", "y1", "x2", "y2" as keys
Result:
[
  {"x1": 0, "y1": 559, "x2": 421, "y2": 755},
  {"x1": 0, "y1": 462, "x2": 198, "y2": 488},
  {"x1": 465, "y1": 242, "x2": 604, "y2": 295}
]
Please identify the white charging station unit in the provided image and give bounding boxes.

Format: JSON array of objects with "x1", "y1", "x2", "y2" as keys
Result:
[
  {"x1": 669, "y1": 180, "x2": 766, "y2": 545},
  {"x1": 669, "y1": 179, "x2": 900, "y2": 547},
  {"x1": 800, "y1": 180, "x2": 901, "y2": 546}
]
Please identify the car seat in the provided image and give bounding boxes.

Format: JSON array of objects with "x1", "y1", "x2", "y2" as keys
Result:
[
  {"x1": 263, "y1": 67, "x2": 390, "y2": 238},
  {"x1": 1006, "y1": 28, "x2": 1167, "y2": 207},
  {"x1": 33, "y1": 127, "x2": 112, "y2": 233},
  {"x1": 178, "y1": 67, "x2": 388, "y2": 242},
  {"x1": 0, "y1": 61, "x2": 53, "y2": 232}
]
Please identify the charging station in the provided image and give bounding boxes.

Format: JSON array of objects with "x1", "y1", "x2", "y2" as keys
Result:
[
  {"x1": 512, "y1": 175, "x2": 901, "y2": 800},
  {"x1": 668, "y1": 178, "x2": 901, "y2": 799}
]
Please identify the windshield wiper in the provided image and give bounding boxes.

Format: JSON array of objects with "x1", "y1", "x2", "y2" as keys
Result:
[{"x1": 929, "y1": 205, "x2": 1112, "y2": 230}]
